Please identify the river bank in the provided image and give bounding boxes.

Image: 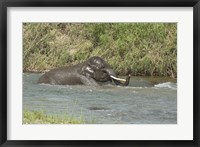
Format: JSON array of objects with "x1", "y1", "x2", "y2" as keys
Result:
[
  {"x1": 23, "y1": 110, "x2": 86, "y2": 124},
  {"x1": 23, "y1": 23, "x2": 177, "y2": 78}
]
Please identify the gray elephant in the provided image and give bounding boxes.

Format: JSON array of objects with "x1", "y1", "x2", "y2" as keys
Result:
[{"x1": 38, "y1": 56, "x2": 130, "y2": 86}]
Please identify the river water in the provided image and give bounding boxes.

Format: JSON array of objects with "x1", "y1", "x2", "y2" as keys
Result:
[{"x1": 23, "y1": 73, "x2": 177, "y2": 124}]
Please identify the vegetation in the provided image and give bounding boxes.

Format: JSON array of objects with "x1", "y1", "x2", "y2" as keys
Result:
[
  {"x1": 23, "y1": 110, "x2": 85, "y2": 124},
  {"x1": 23, "y1": 23, "x2": 177, "y2": 78}
]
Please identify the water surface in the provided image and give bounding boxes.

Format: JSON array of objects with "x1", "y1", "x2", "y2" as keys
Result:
[{"x1": 23, "y1": 73, "x2": 177, "y2": 124}]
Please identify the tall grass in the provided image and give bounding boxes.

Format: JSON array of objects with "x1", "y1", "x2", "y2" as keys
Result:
[
  {"x1": 23, "y1": 23, "x2": 177, "y2": 77},
  {"x1": 23, "y1": 110, "x2": 85, "y2": 124}
]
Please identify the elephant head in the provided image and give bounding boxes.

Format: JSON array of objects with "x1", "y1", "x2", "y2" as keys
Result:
[{"x1": 80, "y1": 56, "x2": 130, "y2": 86}]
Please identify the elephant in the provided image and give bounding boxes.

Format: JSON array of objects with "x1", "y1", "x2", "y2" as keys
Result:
[{"x1": 38, "y1": 56, "x2": 130, "y2": 86}]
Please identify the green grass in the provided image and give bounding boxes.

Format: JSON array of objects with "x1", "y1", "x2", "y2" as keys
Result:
[
  {"x1": 23, "y1": 110, "x2": 85, "y2": 124},
  {"x1": 23, "y1": 23, "x2": 177, "y2": 78}
]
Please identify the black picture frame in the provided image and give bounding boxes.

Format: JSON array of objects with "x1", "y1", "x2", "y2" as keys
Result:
[{"x1": 0, "y1": 0, "x2": 199, "y2": 146}]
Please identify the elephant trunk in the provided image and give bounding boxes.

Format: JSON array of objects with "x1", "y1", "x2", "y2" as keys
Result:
[{"x1": 103, "y1": 68, "x2": 117, "y2": 77}]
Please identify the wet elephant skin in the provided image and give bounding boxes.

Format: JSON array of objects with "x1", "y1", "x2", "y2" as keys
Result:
[{"x1": 38, "y1": 56, "x2": 119, "y2": 86}]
